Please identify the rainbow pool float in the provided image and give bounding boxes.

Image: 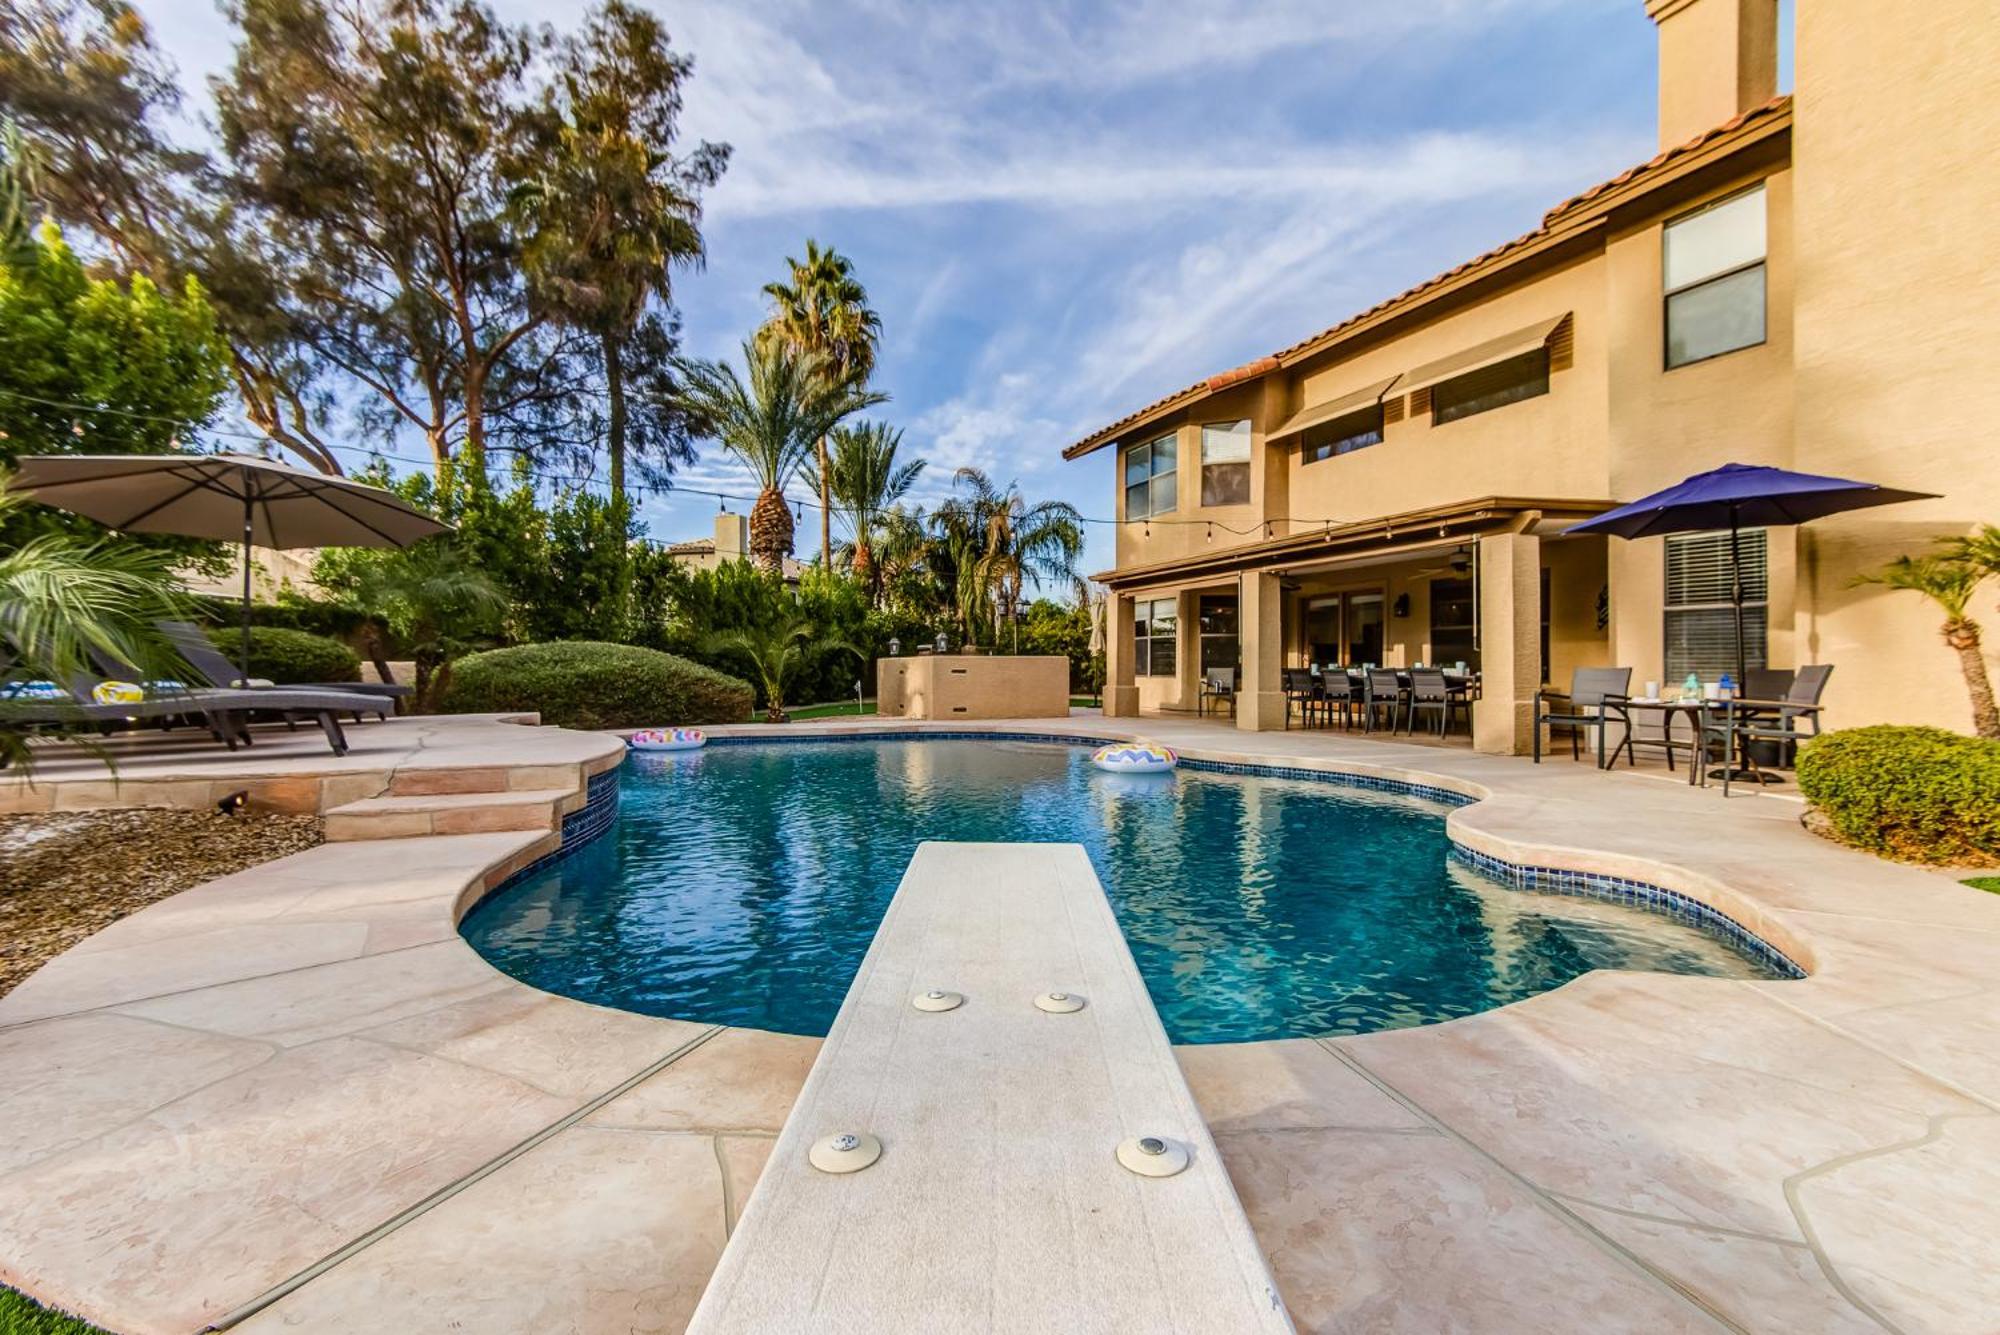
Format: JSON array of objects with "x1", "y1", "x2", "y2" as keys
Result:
[
  {"x1": 1090, "y1": 742, "x2": 1178, "y2": 774},
  {"x1": 629, "y1": 727, "x2": 707, "y2": 752}
]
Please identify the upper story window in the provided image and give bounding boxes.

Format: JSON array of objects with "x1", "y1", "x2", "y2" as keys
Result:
[
  {"x1": 1124, "y1": 434, "x2": 1177, "y2": 520},
  {"x1": 1664, "y1": 184, "x2": 1766, "y2": 368},
  {"x1": 1432, "y1": 349, "x2": 1549, "y2": 425},
  {"x1": 1199, "y1": 420, "x2": 1251, "y2": 506},
  {"x1": 1301, "y1": 405, "x2": 1383, "y2": 463}
]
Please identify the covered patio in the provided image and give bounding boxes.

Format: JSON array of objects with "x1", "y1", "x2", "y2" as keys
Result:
[{"x1": 1101, "y1": 498, "x2": 1616, "y2": 754}]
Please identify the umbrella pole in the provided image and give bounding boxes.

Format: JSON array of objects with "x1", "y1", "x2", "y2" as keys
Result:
[
  {"x1": 241, "y1": 487, "x2": 256, "y2": 687},
  {"x1": 1729, "y1": 508, "x2": 1747, "y2": 689}
]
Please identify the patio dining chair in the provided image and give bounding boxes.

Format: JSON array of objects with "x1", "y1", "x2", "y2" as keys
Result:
[
  {"x1": 1532, "y1": 667, "x2": 1632, "y2": 765},
  {"x1": 1281, "y1": 668, "x2": 1317, "y2": 728},
  {"x1": 1318, "y1": 669, "x2": 1357, "y2": 730},
  {"x1": 1700, "y1": 664, "x2": 1834, "y2": 795},
  {"x1": 1406, "y1": 668, "x2": 1468, "y2": 738},
  {"x1": 1363, "y1": 668, "x2": 1405, "y2": 734},
  {"x1": 1199, "y1": 666, "x2": 1237, "y2": 718}
]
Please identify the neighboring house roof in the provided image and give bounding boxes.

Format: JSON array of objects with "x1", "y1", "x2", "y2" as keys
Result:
[
  {"x1": 661, "y1": 538, "x2": 806, "y2": 581},
  {"x1": 1062, "y1": 95, "x2": 1793, "y2": 460}
]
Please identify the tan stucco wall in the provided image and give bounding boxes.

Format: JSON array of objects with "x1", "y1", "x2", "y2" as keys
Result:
[
  {"x1": 1789, "y1": 0, "x2": 2000, "y2": 733},
  {"x1": 876, "y1": 655, "x2": 1070, "y2": 720},
  {"x1": 1650, "y1": 0, "x2": 1780, "y2": 149}
]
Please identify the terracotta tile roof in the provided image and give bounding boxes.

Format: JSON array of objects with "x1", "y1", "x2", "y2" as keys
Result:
[{"x1": 1063, "y1": 95, "x2": 1793, "y2": 459}]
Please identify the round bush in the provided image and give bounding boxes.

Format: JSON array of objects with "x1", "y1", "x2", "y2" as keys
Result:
[
  {"x1": 439, "y1": 641, "x2": 753, "y2": 730},
  {"x1": 204, "y1": 626, "x2": 360, "y2": 684},
  {"x1": 1796, "y1": 725, "x2": 2000, "y2": 865}
]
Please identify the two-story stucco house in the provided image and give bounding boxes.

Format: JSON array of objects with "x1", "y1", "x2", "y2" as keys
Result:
[{"x1": 1066, "y1": 0, "x2": 1999, "y2": 754}]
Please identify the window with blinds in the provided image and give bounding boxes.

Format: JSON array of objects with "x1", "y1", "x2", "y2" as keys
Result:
[{"x1": 1664, "y1": 529, "x2": 1767, "y2": 682}]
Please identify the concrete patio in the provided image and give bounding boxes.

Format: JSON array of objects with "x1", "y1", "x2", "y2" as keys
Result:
[{"x1": 0, "y1": 711, "x2": 1994, "y2": 1332}]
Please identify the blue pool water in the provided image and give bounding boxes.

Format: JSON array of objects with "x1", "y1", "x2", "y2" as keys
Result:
[{"x1": 462, "y1": 739, "x2": 1786, "y2": 1044}]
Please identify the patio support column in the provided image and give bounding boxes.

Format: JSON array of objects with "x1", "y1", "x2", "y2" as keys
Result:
[
  {"x1": 1106, "y1": 595, "x2": 1139, "y2": 718},
  {"x1": 1475, "y1": 531, "x2": 1540, "y2": 755},
  {"x1": 1237, "y1": 572, "x2": 1286, "y2": 731}
]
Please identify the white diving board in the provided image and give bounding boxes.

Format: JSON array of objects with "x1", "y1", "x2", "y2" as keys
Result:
[{"x1": 687, "y1": 841, "x2": 1294, "y2": 1334}]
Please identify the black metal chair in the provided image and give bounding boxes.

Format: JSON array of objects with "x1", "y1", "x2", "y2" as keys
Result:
[
  {"x1": 1281, "y1": 668, "x2": 1316, "y2": 728},
  {"x1": 1702, "y1": 664, "x2": 1834, "y2": 794},
  {"x1": 1406, "y1": 668, "x2": 1468, "y2": 738},
  {"x1": 1363, "y1": 668, "x2": 1405, "y2": 733},
  {"x1": 1532, "y1": 667, "x2": 1633, "y2": 765},
  {"x1": 1199, "y1": 665, "x2": 1237, "y2": 718},
  {"x1": 1318, "y1": 669, "x2": 1357, "y2": 730}
]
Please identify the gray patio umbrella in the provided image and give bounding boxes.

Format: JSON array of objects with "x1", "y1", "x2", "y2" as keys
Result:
[{"x1": 7, "y1": 452, "x2": 449, "y2": 680}]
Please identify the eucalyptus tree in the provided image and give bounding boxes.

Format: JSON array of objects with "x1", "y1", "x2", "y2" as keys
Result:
[
  {"x1": 935, "y1": 467, "x2": 1085, "y2": 648},
  {"x1": 673, "y1": 340, "x2": 883, "y2": 576},
  {"x1": 801, "y1": 420, "x2": 925, "y2": 601},
  {"x1": 514, "y1": 0, "x2": 727, "y2": 504},
  {"x1": 215, "y1": 0, "x2": 566, "y2": 486},
  {"x1": 755, "y1": 241, "x2": 883, "y2": 564}
]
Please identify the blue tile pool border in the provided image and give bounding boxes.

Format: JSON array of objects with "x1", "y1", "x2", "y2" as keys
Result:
[{"x1": 487, "y1": 730, "x2": 1805, "y2": 979}]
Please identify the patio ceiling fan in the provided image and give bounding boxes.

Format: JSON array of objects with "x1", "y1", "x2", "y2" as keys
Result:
[{"x1": 1410, "y1": 545, "x2": 1474, "y2": 578}]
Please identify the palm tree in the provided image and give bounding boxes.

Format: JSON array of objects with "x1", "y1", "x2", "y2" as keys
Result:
[
  {"x1": 755, "y1": 241, "x2": 883, "y2": 565},
  {"x1": 1853, "y1": 554, "x2": 1997, "y2": 739},
  {"x1": 337, "y1": 539, "x2": 508, "y2": 712},
  {"x1": 705, "y1": 612, "x2": 859, "y2": 723},
  {"x1": 0, "y1": 489, "x2": 190, "y2": 772},
  {"x1": 801, "y1": 421, "x2": 924, "y2": 601},
  {"x1": 935, "y1": 468, "x2": 1085, "y2": 649},
  {"x1": 674, "y1": 339, "x2": 882, "y2": 576}
]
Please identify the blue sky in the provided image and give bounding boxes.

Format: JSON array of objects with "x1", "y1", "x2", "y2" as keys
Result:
[{"x1": 144, "y1": 0, "x2": 1788, "y2": 581}]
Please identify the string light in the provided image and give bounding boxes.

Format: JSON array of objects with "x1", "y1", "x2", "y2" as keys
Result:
[{"x1": 0, "y1": 386, "x2": 1360, "y2": 537}]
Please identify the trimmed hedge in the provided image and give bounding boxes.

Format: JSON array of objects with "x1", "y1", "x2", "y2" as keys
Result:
[
  {"x1": 1796, "y1": 726, "x2": 2000, "y2": 865},
  {"x1": 203, "y1": 626, "x2": 360, "y2": 684},
  {"x1": 439, "y1": 640, "x2": 753, "y2": 730}
]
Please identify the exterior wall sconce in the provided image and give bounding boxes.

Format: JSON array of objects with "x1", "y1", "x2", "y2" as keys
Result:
[
  {"x1": 935, "y1": 632, "x2": 948, "y2": 654},
  {"x1": 1393, "y1": 593, "x2": 1412, "y2": 618},
  {"x1": 888, "y1": 637, "x2": 901, "y2": 656}
]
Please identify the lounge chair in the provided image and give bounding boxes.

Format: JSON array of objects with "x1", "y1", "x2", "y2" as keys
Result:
[
  {"x1": 1532, "y1": 667, "x2": 1632, "y2": 765},
  {"x1": 7, "y1": 670, "x2": 383, "y2": 757},
  {"x1": 157, "y1": 621, "x2": 408, "y2": 720}
]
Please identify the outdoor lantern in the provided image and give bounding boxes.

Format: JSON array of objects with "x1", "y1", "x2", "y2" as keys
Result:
[
  {"x1": 935, "y1": 632, "x2": 948, "y2": 653},
  {"x1": 888, "y1": 637, "x2": 901, "y2": 656}
]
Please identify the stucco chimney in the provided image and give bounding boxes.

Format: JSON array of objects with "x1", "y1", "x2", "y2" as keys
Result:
[
  {"x1": 1646, "y1": 0, "x2": 1778, "y2": 149},
  {"x1": 715, "y1": 511, "x2": 748, "y2": 558}
]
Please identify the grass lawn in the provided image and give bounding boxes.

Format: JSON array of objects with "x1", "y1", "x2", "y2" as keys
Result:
[
  {"x1": 1964, "y1": 876, "x2": 2000, "y2": 894},
  {"x1": 1, "y1": 1288, "x2": 106, "y2": 1335}
]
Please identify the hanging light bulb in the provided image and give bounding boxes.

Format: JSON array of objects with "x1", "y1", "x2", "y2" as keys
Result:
[
  {"x1": 1143, "y1": 519, "x2": 1150, "y2": 538},
  {"x1": 1263, "y1": 521, "x2": 1272, "y2": 539},
  {"x1": 1205, "y1": 522, "x2": 1213, "y2": 543},
  {"x1": 71, "y1": 420, "x2": 84, "y2": 437},
  {"x1": 717, "y1": 492, "x2": 725, "y2": 512}
]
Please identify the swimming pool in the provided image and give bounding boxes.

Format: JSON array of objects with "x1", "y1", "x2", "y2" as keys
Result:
[{"x1": 462, "y1": 738, "x2": 1791, "y2": 1044}]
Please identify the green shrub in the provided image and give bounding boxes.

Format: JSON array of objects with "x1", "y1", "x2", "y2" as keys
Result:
[
  {"x1": 439, "y1": 640, "x2": 753, "y2": 729},
  {"x1": 1796, "y1": 725, "x2": 2000, "y2": 864},
  {"x1": 203, "y1": 626, "x2": 360, "y2": 684}
]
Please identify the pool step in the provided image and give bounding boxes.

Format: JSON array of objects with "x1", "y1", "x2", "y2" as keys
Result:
[
  {"x1": 688, "y1": 842, "x2": 1293, "y2": 1332},
  {"x1": 322, "y1": 787, "x2": 578, "y2": 841}
]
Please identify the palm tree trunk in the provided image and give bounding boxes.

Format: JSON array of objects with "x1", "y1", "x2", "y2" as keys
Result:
[
  {"x1": 748, "y1": 488, "x2": 793, "y2": 577},
  {"x1": 605, "y1": 333, "x2": 627, "y2": 505},
  {"x1": 817, "y1": 436, "x2": 831, "y2": 568},
  {"x1": 1946, "y1": 619, "x2": 2000, "y2": 739}
]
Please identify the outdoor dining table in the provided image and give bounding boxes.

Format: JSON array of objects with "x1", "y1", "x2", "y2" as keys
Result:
[{"x1": 1604, "y1": 695, "x2": 1795, "y2": 784}]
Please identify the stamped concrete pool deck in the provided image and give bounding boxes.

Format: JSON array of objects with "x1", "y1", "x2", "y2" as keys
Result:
[{"x1": 1, "y1": 712, "x2": 1996, "y2": 1332}]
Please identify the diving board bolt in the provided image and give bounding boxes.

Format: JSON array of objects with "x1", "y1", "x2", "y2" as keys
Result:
[
  {"x1": 1034, "y1": 991, "x2": 1086, "y2": 1014},
  {"x1": 912, "y1": 989, "x2": 964, "y2": 1012},
  {"x1": 809, "y1": 1132, "x2": 882, "y2": 1175},
  {"x1": 1116, "y1": 1135, "x2": 1190, "y2": 1178}
]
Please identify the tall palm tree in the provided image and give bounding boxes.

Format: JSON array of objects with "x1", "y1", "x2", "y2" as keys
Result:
[
  {"x1": 802, "y1": 421, "x2": 924, "y2": 602},
  {"x1": 755, "y1": 241, "x2": 883, "y2": 565},
  {"x1": 1854, "y1": 554, "x2": 1997, "y2": 739},
  {"x1": 935, "y1": 467, "x2": 1085, "y2": 649},
  {"x1": 674, "y1": 339, "x2": 882, "y2": 575}
]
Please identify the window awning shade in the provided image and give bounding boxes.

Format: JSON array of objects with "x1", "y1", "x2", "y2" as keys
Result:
[
  {"x1": 1267, "y1": 375, "x2": 1402, "y2": 443},
  {"x1": 1399, "y1": 314, "x2": 1569, "y2": 395}
]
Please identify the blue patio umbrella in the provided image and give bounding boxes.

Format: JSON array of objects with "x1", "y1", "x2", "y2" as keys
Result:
[{"x1": 1568, "y1": 462, "x2": 1937, "y2": 687}]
